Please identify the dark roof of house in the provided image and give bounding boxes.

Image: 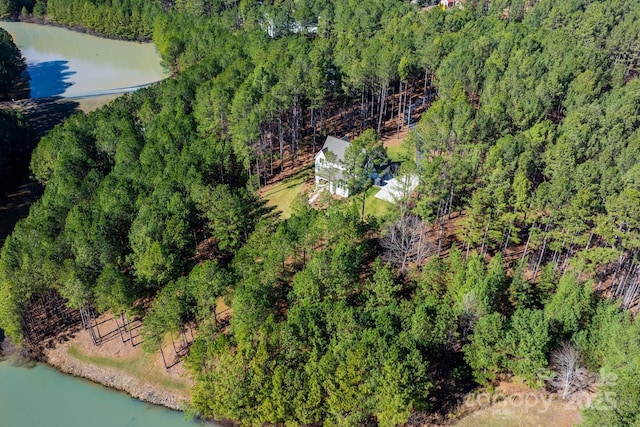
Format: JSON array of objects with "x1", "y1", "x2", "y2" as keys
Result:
[{"x1": 315, "y1": 136, "x2": 350, "y2": 162}]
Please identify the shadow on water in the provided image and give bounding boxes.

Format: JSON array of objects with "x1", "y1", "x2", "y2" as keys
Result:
[{"x1": 27, "y1": 60, "x2": 76, "y2": 98}]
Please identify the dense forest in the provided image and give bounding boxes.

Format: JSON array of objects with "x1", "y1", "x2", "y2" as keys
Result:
[
  {"x1": 0, "y1": 27, "x2": 34, "y2": 196},
  {"x1": 2, "y1": 0, "x2": 640, "y2": 425}
]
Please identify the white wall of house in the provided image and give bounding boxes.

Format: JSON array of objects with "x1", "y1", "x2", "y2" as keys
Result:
[
  {"x1": 315, "y1": 149, "x2": 351, "y2": 197},
  {"x1": 335, "y1": 182, "x2": 350, "y2": 197},
  {"x1": 315, "y1": 152, "x2": 327, "y2": 172}
]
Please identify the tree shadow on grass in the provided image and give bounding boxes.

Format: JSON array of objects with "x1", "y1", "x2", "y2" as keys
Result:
[{"x1": 19, "y1": 96, "x2": 80, "y2": 137}]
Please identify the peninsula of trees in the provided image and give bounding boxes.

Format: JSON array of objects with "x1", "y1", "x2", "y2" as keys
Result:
[{"x1": 1, "y1": 0, "x2": 640, "y2": 425}]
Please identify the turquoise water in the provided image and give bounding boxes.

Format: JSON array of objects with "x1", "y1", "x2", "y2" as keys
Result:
[
  {"x1": 0, "y1": 22, "x2": 167, "y2": 98},
  {"x1": 0, "y1": 361, "x2": 202, "y2": 427}
]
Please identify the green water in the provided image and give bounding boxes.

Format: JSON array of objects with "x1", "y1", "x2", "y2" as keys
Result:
[
  {"x1": 0, "y1": 361, "x2": 203, "y2": 427},
  {"x1": 0, "y1": 22, "x2": 167, "y2": 98}
]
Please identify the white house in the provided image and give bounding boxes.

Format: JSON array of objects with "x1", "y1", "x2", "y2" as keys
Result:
[
  {"x1": 314, "y1": 136, "x2": 352, "y2": 197},
  {"x1": 440, "y1": 0, "x2": 458, "y2": 10}
]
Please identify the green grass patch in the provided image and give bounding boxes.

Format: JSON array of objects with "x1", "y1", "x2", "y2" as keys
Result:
[
  {"x1": 67, "y1": 345, "x2": 190, "y2": 393},
  {"x1": 386, "y1": 143, "x2": 413, "y2": 163},
  {"x1": 262, "y1": 165, "x2": 313, "y2": 219},
  {"x1": 363, "y1": 186, "x2": 392, "y2": 219}
]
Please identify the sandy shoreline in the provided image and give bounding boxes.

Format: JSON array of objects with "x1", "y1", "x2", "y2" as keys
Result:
[
  {"x1": 44, "y1": 346, "x2": 188, "y2": 411},
  {"x1": 2, "y1": 332, "x2": 190, "y2": 413},
  {"x1": 32, "y1": 312, "x2": 193, "y2": 412}
]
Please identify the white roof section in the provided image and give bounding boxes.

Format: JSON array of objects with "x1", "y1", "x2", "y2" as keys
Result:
[
  {"x1": 315, "y1": 136, "x2": 350, "y2": 162},
  {"x1": 374, "y1": 175, "x2": 419, "y2": 203}
]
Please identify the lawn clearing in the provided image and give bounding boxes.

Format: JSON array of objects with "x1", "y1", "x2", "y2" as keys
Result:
[
  {"x1": 261, "y1": 165, "x2": 313, "y2": 219},
  {"x1": 363, "y1": 186, "x2": 392, "y2": 219},
  {"x1": 261, "y1": 165, "x2": 393, "y2": 220},
  {"x1": 386, "y1": 143, "x2": 413, "y2": 163},
  {"x1": 452, "y1": 397, "x2": 581, "y2": 427},
  {"x1": 451, "y1": 382, "x2": 581, "y2": 427}
]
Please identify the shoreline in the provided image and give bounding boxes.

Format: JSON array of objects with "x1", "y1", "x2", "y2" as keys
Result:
[
  {"x1": 0, "y1": 331, "x2": 189, "y2": 411},
  {"x1": 34, "y1": 313, "x2": 194, "y2": 413},
  {"x1": 43, "y1": 346, "x2": 188, "y2": 411},
  {"x1": 4, "y1": 316, "x2": 233, "y2": 424},
  {"x1": 3, "y1": 15, "x2": 153, "y2": 43}
]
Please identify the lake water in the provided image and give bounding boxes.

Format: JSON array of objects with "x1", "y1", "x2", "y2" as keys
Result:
[
  {"x1": 0, "y1": 361, "x2": 203, "y2": 427},
  {"x1": 0, "y1": 22, "x2": 167, "y2": 98}
]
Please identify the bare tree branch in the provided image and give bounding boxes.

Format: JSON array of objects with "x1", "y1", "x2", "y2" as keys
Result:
[
  {"x1": 380, "y1": 214, "x2": 432, "y2": 272},
  {"x1": 550, "y1": 342, "x2": 585, "y2": 399}
]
